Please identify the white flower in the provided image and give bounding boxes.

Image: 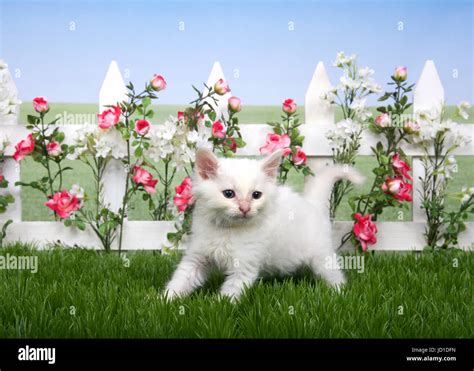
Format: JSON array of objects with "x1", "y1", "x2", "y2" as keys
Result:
[
  {"x1": 94, "y1": 139, "x2": 112, "y2": 158},
  {"x1": 461, "y1": 186, "x2": 474, "y2": 204},
  {"x1": 333, "y1": 51, "x2": 356, "y2": 67},
  {"x1": 358, "y1": 67, "x2": 374, "y2": 79},
  {"x1": 416, "y1": 106, "x2": 443, "y2": 124},
  {"x1": 348, "y1": 98, "x2": 372, "y2": 122},
  {"x1": 66, "y1": 146, "x2": 87, "y2": 160},
  {"x1": 326, "y1": 119, "x2": 361, "y2": 147},
  {"x1": 0, "y1": 133, "x2": 10, "y2": 154},
  {"x1": 364, "y1": 81, "x2": 382, "y2": 93},
  {"x1": 186, "y1": 130, "x2": 200, "y2": 144},
  {"x1": 442, "y1": 155, "x2": 457, "y2": 179},
  {"x1": 70, "y1": 184, "x2": 85, "y2": 200},
  {"x1": 320, "y1": 90, "x2": 337, "y2": 106},
  {"x1": 456, "y1": 101, "x2": 471, "y2": 120},
  {"x1": 147, "y1": 115, "x2": 205, "y2": 170},
  {"x1": 349, "y1": 98, "x2": 366, "y2": 112},
  {"x1": 97, "y1": 129, "x2": 127, "y2": 159},
  {"x1": 339, "y1": 75, "x2": 361, "y2": 90}
]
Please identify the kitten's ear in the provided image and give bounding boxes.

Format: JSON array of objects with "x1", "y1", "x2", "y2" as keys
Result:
[
  {"x1": 261, "y1": 150, "x2": 283, "y2": 179},
  {"x1": 195, "y1": 148, "x2": 219, "y2": 180}
]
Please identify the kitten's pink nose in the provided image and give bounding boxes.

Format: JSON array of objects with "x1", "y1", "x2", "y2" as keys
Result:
[{"x1": 238, "y1": 201, "x2": 251, "y2": 216}]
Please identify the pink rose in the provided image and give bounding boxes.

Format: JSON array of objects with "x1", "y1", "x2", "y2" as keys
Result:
[
  {"x1": 259, "y1": 133, "x2": 291, "y2": 155},
  {"x1": 173, "y1": 176, "x2": 194, "y2": 213},
  {"x1": 382, "y1": 176, "x2": 412, "y2": 202},
  {"x1": 375, "y1": 113, "x2": 390, "y2": 128},
  {"x1": 177, "y1": 111, "x2": 185, "y2": 123},
  {"x1": 46, "y1": 141, "x2": 62, "y2": 157},
  {"x1": 45, "y1": 190, "x2": 81, "y2": 219},
  {"x1": 132, "y1": 166, "x2": 158, "y2": 194},
  {"x1": 282, "y1": 99, "x2": 297, "y2": 115},
  {"x1": 214, "y1": 79, "x2": 230, "y2": 95},
  {"x1": 404, "y1": 121, "x2": 420, "y2": 135},
  {"x1": 150, "y1": 74, "x2": 167, "y2": 91},
  {"x1": 392, "y1": 153, "x2": 412, "y2": 180},
  {"x1": 292, "y1": 146, "x2": 307, "y2": 165},
  {"x1": 228, "y1": 96, "x2": 241, "y2": 113},
  {"x1": 353, "y1": 213, "x2": 377, "y2": 252},
  {"x1": 393, "y1": 66, "x2": 407, "y2": 82},
  {"x1": 33, "y1": 97, "x2": 49, "y2": 113},
  {"x1": 135, "y1": 119, "x2": 151, "y2": 136},
  {"x1": 212, "y1": 121, "x2": 226, "y2": 139},
  {"x1": 97, "y1": 106, "x2": 121, "y2": 129},
  {"x1": 13, "y1": 134, "x2": 35, "y2": 161}
]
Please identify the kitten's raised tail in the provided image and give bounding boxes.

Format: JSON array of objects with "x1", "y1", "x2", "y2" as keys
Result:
[{"x1": 303, "y1": 165, "x2": 365, "y2": 212}]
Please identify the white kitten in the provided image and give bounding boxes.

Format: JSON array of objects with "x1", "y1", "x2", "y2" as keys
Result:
[{"x1": 164, "y1": 148, "x2": 364, "y2": 301}]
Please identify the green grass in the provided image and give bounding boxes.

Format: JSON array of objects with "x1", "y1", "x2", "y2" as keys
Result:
[
  {"x1": 0, "y1": 244, "x2": 471, "y2": 338},
  {"x1": 19, "y1": 103, "x2": 474, "y2": 125}
]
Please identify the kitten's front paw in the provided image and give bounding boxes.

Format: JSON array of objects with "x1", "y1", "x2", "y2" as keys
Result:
[{"x1": 218, "y1": 290, "x2": 240, "y2": 304}]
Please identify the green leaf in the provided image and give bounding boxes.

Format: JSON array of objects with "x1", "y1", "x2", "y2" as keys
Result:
[
  {"x1": 378, "y1": 92, "x2": 391, "y2": 101},
  {"x1": 273, "y1": 127, "x2": 282, "y2": 135},
  {"x1": 27, "y1": 115, "x2": 38, "y2": 125},
  {"x1": 134, "y1": 148, "x2": 143, "y2": 157},
  {"x1": 208, "y1": 111, "x2": 216, "y2": 121},
  {"x1": 142, "y1": 96, "x2": 152, "y2": 108},
  {"x1": 380, "y1": 155, "x2": 389, "y2": 165},
  {"x1": 234, "y1": 137, "x2": 246, "y2": 147},
  {"x1": 376, "y1": 142, "x2": 384, "y2": 153},
  {"x1": 145, "y1": 110, "x2": 154, "y2": 119}
]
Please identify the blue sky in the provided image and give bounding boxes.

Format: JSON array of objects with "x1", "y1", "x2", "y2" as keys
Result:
[{"x1": 1, "y1": 0, "x2": 472, "y2": 105}]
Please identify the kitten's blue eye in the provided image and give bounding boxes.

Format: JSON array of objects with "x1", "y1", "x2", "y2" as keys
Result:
[
  {"x1": 252, "y1": 191, "x2": 262, "y2": 199},
  {"x1": 222, "y1": 189, "x2": 235, "y2": 199}
]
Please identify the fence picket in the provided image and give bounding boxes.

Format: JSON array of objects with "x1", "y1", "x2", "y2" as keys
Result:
[{"x1": 99, "y1": 61, "x2": 128, "y2": 213}]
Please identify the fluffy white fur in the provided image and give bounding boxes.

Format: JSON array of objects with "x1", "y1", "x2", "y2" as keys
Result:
[{"x1": 164, "y1": 149, "x2": 364, "y2": 301}]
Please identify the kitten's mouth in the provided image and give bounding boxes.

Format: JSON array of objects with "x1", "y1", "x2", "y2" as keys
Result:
[{"x1": 235, "y1": 213, "x2": 254, "y2": 221}]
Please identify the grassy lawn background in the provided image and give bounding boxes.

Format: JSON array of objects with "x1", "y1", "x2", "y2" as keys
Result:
[
  {"x1": 0, "y1": 244, "x2": 471, "y2": 338},
  {"x1": 19, "y1": 102, "x2": 474, "y2": 125},
  {"x1": 16, "y1": 103, "x2": 474, "y2": 222}
]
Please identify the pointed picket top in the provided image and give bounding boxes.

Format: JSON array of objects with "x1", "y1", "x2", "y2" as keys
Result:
[
  {"x1": 206, "y1": 61, "x2": 231, "y2": 118},
  {"x1": 413, "y1": 60, "x2": 444, "y2": 117},
  {"x1": 305, "y1": 61, "x2": 334, "y2": 125},
  {"x1": 99, "y1": 60, "x2": 127, "y2": 112},
  {"x1": 0, "y1": 60, "x2": 21, "y2": 125},
  {"x1": 98, "y1": 61, "x2": 128, "y2": 214}
]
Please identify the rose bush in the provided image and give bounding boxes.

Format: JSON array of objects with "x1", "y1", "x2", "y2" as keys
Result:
[{"x1": 261, "y1": 99, "x2": 312, "y2": 184}]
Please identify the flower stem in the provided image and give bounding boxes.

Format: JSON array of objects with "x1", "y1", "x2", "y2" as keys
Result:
[
  {"x1": 118, "y1": 138, "x2": 131, "y2": 254},
  {"x1": 40, "y1": 114, "x2": 57, "y2": 221}
]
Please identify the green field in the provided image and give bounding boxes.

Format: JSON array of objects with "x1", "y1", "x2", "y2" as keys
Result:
[
  {"x1": 19, "y1": 102, "x2": 474, "y2": 126},
  {"x1": 17, "y1": 103, "x2": 474, "y2": 222},
  {"x1": 0, "y1": 244, "x2": 471, "y2": 338}
]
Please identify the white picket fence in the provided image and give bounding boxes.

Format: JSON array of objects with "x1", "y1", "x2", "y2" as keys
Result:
[{"x1": 0, "y1": 60, "x2": 473, "y2": 251}]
